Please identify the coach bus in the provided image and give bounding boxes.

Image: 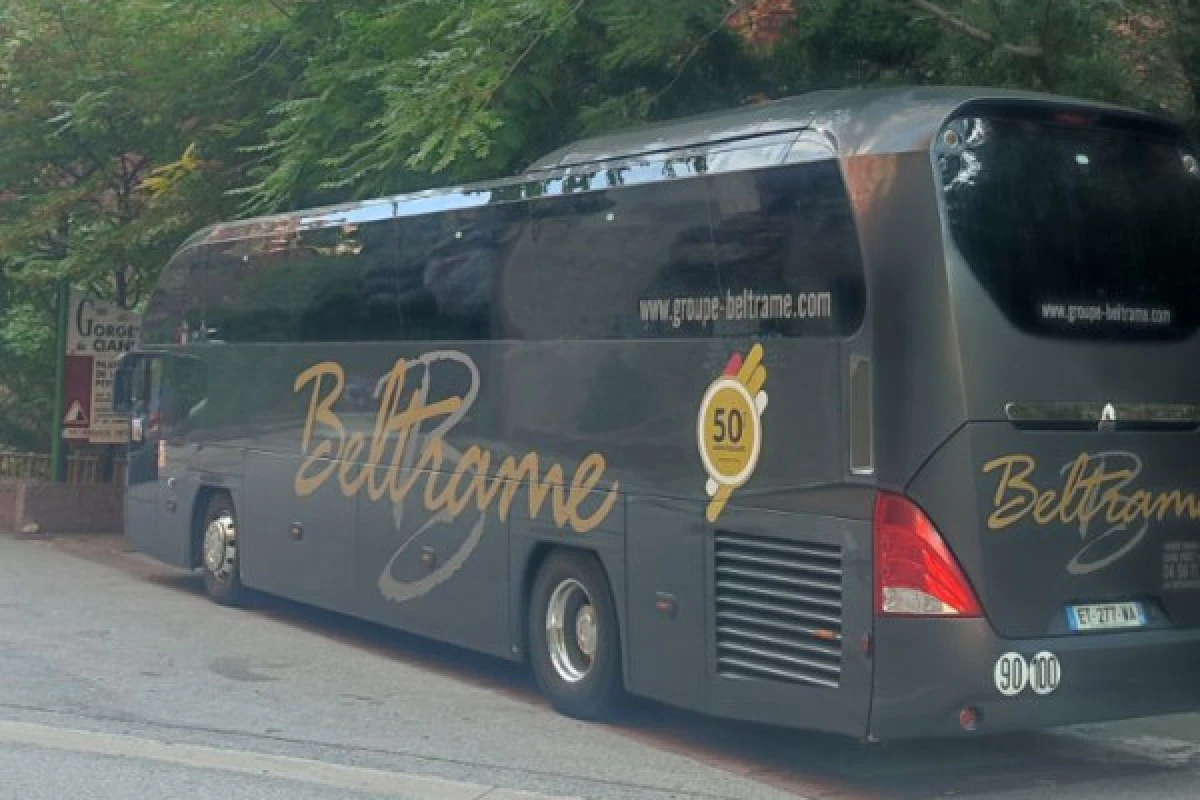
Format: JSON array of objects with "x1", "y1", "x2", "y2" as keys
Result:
[{"x1": 116, "y1": 87, "x2": 1200, "y2": 740}]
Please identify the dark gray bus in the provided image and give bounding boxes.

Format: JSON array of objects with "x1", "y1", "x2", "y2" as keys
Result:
[{"x1": 117, "y1": 87, "x2": 1200, "y2": 740}]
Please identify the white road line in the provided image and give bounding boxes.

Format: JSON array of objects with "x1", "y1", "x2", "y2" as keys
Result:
[{"x1": 0, "y1": 719, "x2": 577, "y2": 800}]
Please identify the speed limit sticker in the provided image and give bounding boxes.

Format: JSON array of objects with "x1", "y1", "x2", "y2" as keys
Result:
[
  {"x1": 1028, "y1": 651, "x2": 1062, "y2": 696},
  {"x1": 993, "y1": 652, "x2": 1028, "y2": 696},
  {"x1": 994, "y1": 651, "x2": 1061, "y2": 697}
]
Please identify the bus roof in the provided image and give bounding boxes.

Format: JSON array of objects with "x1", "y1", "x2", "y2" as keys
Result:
[
  {"x1": 527, "y1": 86, "x2": 1166, "y2": 169},
  {"x1": 178, "y1": 86, "x2": 1170, "y2": 252}
]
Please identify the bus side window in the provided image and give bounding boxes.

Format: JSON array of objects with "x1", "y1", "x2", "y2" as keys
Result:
[
  {"x1": 140, "y1": 244, "x2": 207, "y2": 346},
  {"x1": 417, "y1": 204, "x2": 520, "y2": 341},
  {"x1": 390, "y1": 207, "x2": 513, "y2": 341},
  {"x1": 296, "y1": 220, "x2": 402, "y2": 342},
  {"x1": 161, "y1": 355, "x2": 209, "y2": 438},
  {"x1": 289, "y1": 207, "x2": 514, "y2": 344},
  {"x1": 205, "y1": 236, "x2": 302, "y2": 343},
  {"x1": 523, "y1": 170, "x2": 717, "y2": 339},
  {"x1": 707, "y1": 158, "x2": 866, "y2": 337}
]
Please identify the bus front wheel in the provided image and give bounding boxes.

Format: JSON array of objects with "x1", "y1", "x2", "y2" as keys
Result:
[
  {"x1": 199, "y1": 493, "x2": 246, "y2": 606},
  {"x1": 528, "y1": 550, "x2": 623, "y2": 720}
]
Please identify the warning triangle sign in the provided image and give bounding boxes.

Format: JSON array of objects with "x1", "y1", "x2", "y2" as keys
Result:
[{"x1": 64, "y1": 401, "x2": 88, "y2": 426}]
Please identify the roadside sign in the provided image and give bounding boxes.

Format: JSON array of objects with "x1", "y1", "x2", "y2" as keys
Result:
[
  {"x1": 62, "y1": 355, "x2": 93, "y2": 440},
  {"x1": 62, "y1": 290, "x2": 141, "y2": 444}
]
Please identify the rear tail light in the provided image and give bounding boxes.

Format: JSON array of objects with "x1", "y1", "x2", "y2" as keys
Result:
[{"x1": 874, "y1": 492, "x2": 982, "y2": 617}]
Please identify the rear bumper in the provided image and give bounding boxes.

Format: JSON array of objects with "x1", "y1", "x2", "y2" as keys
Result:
[{"x1": 870, "y1": 617, "x2": 1200, "y2": 740}]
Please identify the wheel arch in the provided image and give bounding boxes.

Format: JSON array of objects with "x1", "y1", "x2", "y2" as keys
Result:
[{"x1": 512, "y1": 537, "x2": 631, "y2": 688}]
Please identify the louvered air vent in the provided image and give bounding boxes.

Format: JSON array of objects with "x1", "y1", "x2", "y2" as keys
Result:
[{"x1": 714, "y1": 531, "x2": 843, "y2": 689}]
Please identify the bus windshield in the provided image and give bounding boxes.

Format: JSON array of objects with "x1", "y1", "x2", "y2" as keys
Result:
[{"x1": 939, "y1": 112, "x2": 1200, "y2": 341}]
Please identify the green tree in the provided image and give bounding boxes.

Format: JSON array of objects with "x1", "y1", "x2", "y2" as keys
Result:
[
  {"x1": 240, "y1": 0, "x2": 1199, "y2": 212},
  {"x1": 0, "y1": 0, "x2": 284, "y2": 448},
  {"x1": 0, "y1": 0, "x2": 283, "y2": 308},
  {"x1": 238, "y1": 0, "x2": 763, "y2": 211}
]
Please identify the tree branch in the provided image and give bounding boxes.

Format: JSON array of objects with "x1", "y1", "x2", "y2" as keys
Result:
[
  {"x1": 651, "y1": 0, "x2": 761, "y2": 106},
  {"x1": 263, "y1": 0, "x2": 294, "y2": 19},
  {"x1": 230, "y1": 36, "x2": 286, "y2": 87},
  {"x1": 483, "y1": 0, "x2": 588, "y2": 107},
  {"x1": 909, "y1": 0, "x2": 1044, "y2": 58}
]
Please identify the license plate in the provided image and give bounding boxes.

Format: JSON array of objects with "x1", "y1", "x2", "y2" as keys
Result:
[{"x1": 1067, "y1": 602, "x2": 1147, "y2": 632}]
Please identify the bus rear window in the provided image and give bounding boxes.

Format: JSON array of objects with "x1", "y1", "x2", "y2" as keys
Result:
[{"x1": 938, "y1": 113, "x2": 1200, "y2": 341}]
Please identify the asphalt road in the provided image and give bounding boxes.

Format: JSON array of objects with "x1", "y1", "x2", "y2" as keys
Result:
[{"x1": 2, "y1": 532, "x2": 1200, "y2": 800}]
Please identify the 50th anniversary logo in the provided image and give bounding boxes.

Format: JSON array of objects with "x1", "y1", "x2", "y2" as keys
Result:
[{"x1": 698, "y1": 344, "x2": 769, "y2": 522}]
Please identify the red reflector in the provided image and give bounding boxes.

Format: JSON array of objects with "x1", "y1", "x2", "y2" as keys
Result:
[
  {"x1": 874, "y1": 492, "x2": 982, "y2": 617},
  {"x1": 959, "y1": 706, "x2": 982, "y2": 732}
]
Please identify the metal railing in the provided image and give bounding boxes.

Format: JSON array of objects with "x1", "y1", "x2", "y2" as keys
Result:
[{"x1": 0, "y1": 452, "x2": 127, "y2": 485}]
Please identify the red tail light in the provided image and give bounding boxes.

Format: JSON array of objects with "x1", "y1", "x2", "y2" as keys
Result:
[{"x1": 874, "y1": 492, "x2": 982, "y2": 617}]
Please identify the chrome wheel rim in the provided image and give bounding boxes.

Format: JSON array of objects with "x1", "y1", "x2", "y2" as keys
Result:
[
  {"x1": 203, "y1": 513, "x2": 237, "y2": 581},
  {"x1": 546, "y1": 578, "x2": 596, "y2": 684}
]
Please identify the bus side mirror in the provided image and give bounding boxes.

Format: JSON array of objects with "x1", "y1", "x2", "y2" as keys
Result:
[{"x1": 113, "y1": 354, "x2": 138, "y2": 413}]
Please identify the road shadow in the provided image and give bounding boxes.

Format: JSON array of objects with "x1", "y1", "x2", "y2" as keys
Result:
[
  {"x1": 58, "y1": 533, "x2": 1200, "y2": 800},
  {"x1": 599, "y1": 706, "x2": 1197, "y2": 799}
]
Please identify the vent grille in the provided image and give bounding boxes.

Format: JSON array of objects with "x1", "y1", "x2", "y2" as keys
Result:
[{"x1": 714, "y1": 531, "x2": 843, "y2": 689}]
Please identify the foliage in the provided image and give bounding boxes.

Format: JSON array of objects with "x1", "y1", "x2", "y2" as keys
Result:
[
  {"x1": 0, "y1": 0, "x2": 284, "y2": 448},
  {"x1": 0, "y1": 0, "x2": 1197, "y2": 448},
  {"x1": 238, "y1": 0, "x2": 1198, "y2": 210},
  {"x1": 235, "y1": 0, "x2": 758, "y2": 211}
]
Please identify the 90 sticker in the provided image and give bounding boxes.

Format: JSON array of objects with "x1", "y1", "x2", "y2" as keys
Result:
[
  {"x1": 994, "y1": 651, "x2": 1061, "y2": 697},
  {"x1": 994, "y1": 652, "x2": 1028, "y2": 696}
]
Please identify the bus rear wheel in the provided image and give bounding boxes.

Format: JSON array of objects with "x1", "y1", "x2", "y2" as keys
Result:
[
  {"x1": 200, "y1": 493, "x2": 246, "y2": 606},
  {"x1": 528, "y1": 550, "x2": 622, "y2": 720}
]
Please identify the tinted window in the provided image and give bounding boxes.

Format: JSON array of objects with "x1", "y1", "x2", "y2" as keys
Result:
[
  {"x1": 202, "y1": 220, "x2": 398, "y2": 343},
  {"x1": 203, "y1": 232, "x2": 306, "y2": 343},
  {"x1": 265, "y1": 203, "x2": 521, "y2": 342},
  {"x1": 706, "y1": 161, "x2": 866, "y2": 337},
  {"x1": 389, "y1": 203, "x2": 522, "y2": 340},
  {"x1": 515, "y1": 176, "x2": 716, "y2": 338},
  {"x1": 160, "y1": 354, "x2": 208, "y2": 437},
  {"x1": 295, "y1": 221, "x2": 402, "y2": 341},
  {"x1": 141, "y1": 246, "x2": 207, "y2": 345},
  {"x1": 940, "y1": 114, "x2": 1200, "y2": 340}
]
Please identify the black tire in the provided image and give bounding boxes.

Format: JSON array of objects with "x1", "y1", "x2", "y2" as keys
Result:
[
  {"x1": 199, "y1": 493, "x2": 247, "y2": 606},
  {"x1": 528, "y1": 550, "x2": 623, "y2": 720}
]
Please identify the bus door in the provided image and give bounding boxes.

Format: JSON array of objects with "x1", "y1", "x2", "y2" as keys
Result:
[{"x1": 118, "y1": 353, "x2": 182, "y2": 565}]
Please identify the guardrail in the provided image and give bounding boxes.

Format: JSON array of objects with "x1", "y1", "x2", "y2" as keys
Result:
[{"x1": 0, "y1": 452, "x2": 127, "y2": 486}]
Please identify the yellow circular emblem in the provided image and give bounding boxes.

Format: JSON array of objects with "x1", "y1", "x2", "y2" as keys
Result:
[{"x1": 698, "y1": 378, "x2": 761, "y2": 487}]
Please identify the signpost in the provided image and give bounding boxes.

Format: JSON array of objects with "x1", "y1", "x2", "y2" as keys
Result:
[{"x1": 50, "y1": 280, "x2": 70, "y2": 482}]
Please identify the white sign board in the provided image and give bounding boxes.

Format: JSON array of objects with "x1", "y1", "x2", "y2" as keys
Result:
[{"x1": 65, "y1": 290, "x2": 141, "y2": 445}]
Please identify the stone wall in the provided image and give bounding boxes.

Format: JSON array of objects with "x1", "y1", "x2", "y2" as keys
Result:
[
  {"x1": 0, "y1": 481, "x2": 122, "y2": 534},
  {"x1": 0, "y1": 484, "x2": 20, "y2": 532}
]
